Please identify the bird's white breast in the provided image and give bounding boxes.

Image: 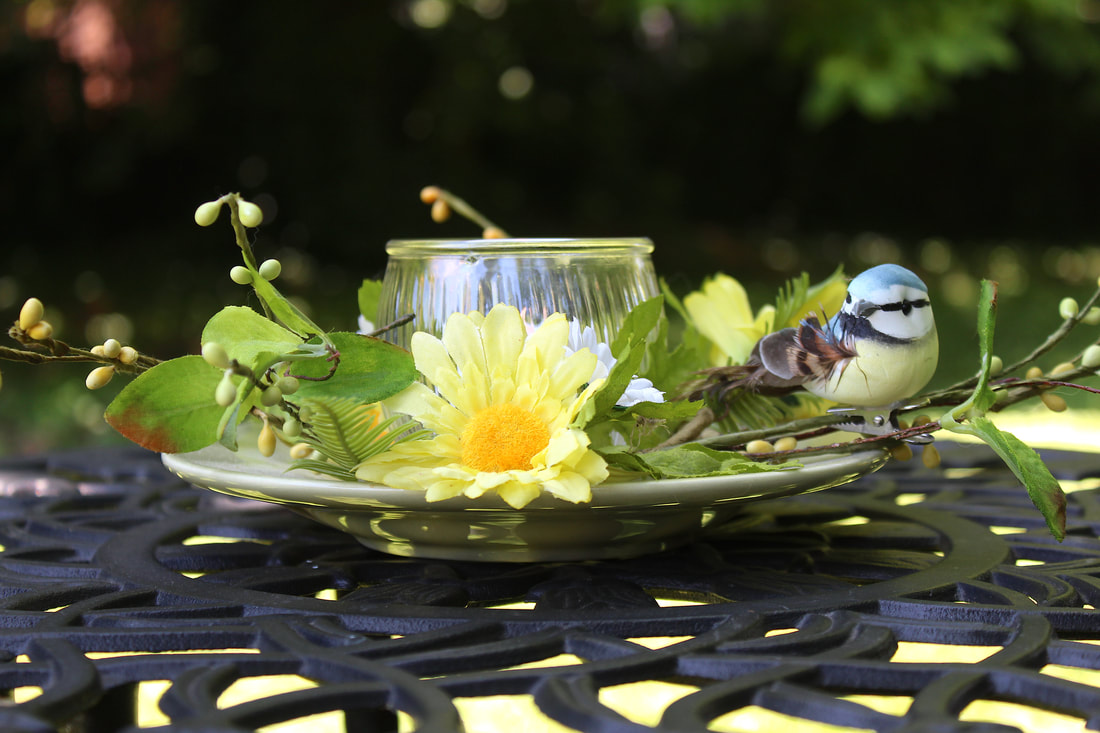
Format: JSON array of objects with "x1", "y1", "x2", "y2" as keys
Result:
[{"x1": 807, "y1": 325, "x2": 939, "y2": 407}]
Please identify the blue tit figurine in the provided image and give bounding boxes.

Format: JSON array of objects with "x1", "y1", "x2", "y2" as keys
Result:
[
  {"x1": 756, "y1": 263, "x2": 939, "y2": 408},
  {"x1": 690, "y1": 264, "x2": 938, "y2": 421}
]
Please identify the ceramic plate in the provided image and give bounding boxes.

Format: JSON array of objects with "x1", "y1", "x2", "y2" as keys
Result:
[{"x1": 162, "y1": 439, "x2": 888, "y2": 562}]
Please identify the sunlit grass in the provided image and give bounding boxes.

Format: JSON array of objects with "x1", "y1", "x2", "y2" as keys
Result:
[
  {"x1": 959, "y1": 699, "x2": 1087, "y2": 733},
  {"x1": 941, "y1": 407, "x2": 1100, "y2": 454},
  {"x1": 890, "y1": 642, "x2": 1002, "y2": 664},
  {"x1": 710, "y1": 705, "x2": 875, "y2": 733},
  {"x1": 452, "y1": 696, "x2": 579, "y2": 733},
  {"x1": 600, "y1": 680, "x2": 699, "y2": 727}
]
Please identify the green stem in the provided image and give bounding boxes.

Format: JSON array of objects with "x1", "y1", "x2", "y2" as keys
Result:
[
  {"x1": 671, "y1": 368, "x2": 1099, "y2": 457},
  {"x1": 926, "y1": 283, "x2": 1100, "y2": 399},
  {"x1": 225, "y1": 195, "x2": 259, "y2": 269},
  {"x1": 436, "y1": 189, "x2": 510, "y2": 237}
]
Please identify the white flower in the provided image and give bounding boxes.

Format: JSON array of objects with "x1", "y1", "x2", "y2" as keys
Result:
[
  {"x1": 357, "y1": 315, "x2": 375, "y2": 335},
  {"x1": 563, "y1": 320, "x2": 664, "y2": 408}
]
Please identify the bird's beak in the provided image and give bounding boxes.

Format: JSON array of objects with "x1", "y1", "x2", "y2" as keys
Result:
[{"x1": 853, "y1": 300, "x2": 880, "y2": 318}]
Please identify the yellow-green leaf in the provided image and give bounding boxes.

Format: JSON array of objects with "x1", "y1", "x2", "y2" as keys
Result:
[{"x1": 965, "y1": 416, "x2": 1066, "y2": 541}]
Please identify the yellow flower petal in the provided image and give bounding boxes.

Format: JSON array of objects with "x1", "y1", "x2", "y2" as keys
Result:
[
  {"x1": 685, "y1": 273, "x2": 752, "y2": 323},
  {"x1": 573, "y1": 449, "x2": 610, "y2": 484},
  {"x1": 793, "y1": 273, "x2": 848, "y2": 327},
  {"x1": 481, "y1": 303, "x2": 526, "y2": 382},
  {"x1": 425, "y1": 479, "x2": 469, "y2": 502},
  {"x1": 496, "y1": 481, "x2": 542, "y2": 509},
  {"x1": 548, "y1": 349, "x2": 599, "y2": 402},
  {"x1": 356, "y1": 303, "x2": 608, "y2": 509},
  {"x1": 683, "y1": 273, "x2": 770, "y2": 365},
  {"x1": 542, "y1": 472, "x2": 593, "y2": 504},
  {"x1": 409, "y1": 331, "x2": 453, "y2": 382},
  {"x1": 754, "y1": 304, "x2": 776, "y2": 333},
  {"x1": 472, "y1": 471, "x2": 514, "y2": 490},
  {"x1": 441, "y1": 310, "x2": 488, "y2": 376},
  {"x1": 517, "y1": 313, "x2": 568, "y2": 381},
  {"x1": 543, "y1": 428, "x2": 589, "y2": 468},
  {"x1": 383, "y1": 382, "x2": 436, "y2": 420}
]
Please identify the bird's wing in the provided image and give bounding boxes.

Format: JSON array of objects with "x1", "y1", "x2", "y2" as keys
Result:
[{"x1": 759, "y1": 316, "x2": 858, "y2": 382}]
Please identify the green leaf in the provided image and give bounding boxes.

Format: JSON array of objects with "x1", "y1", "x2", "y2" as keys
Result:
[
  {"x1": 610, "y1": 294, "x2": 664, "y2": 355},
  {"x1": 621, "y1": 399, "x2": 702, "y2": 422},
  {"x1": 658, "y1": 278, "x2": 719, "y2": 379},
  {"x1": 105, "y1": 356, "x2": 226, "y2": 453},
  {"x1": 963, "y1": 417, "x2": 1066, "y2": 541},
  {"x1": 215, "y1": 377, "x2": 260, "y2": 452},
  {"x1": 358, "y1": 279, "x2": 383, "y2": 324},
  {"x1": 971, "y1": 278, "x2": 999, "y2": 414},
  {"x1": 201, "y1": 306, "x2": 309, "y2": 362},
  {"x1": 291, "y1": 397, "x2": 430, "y2": 478},
  {"x1": 584, "y1": 296, "x2": 665, "y2": 421},
  {"x1": 291, "y1": 331, "x2": 417, "y2": 403},
  {"x1": 939, "y1": 278, "x2": 1066, "y2": 540},
  {"x1": 603, "y1": 442, "x2": 798, "y2": 479},
  {"x1": 772, "y1": 272, "x2": 811, "y2": 330},
  {"x1": 942, "y1": 279, "x2": 999, "y2": 428},
  {"x1": 249, "y1": 273, "x2": 331, "y2": 345},
  {"x1": 201, "y1": 308, "x2": 324, "y2": 451},
  {"x1": 585, "y1": 399, "x2": 705, "y2": 452},
  {"x1": 590, "y1": 339, "x2": 649, "y2": 421}
]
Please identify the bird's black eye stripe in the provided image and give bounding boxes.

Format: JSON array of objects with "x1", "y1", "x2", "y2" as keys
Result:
[
  {"x1": 878, "y1": 299, "x2": 930, "y2": 314},
  {"x1": 845, "y1": 293, "x2": 852, "y2": 304}
]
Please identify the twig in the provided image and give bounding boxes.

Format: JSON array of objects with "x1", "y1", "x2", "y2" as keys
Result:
[
  {"x1": 651, "y1": 406, "x2": 716, "y2": 450},
  {"x1": 367, "y1": 314, "x2": 415, "y2": 338},
  {"x1": 924, "y1": 286, "x2": 1100, "y2": 399},
  {"x1": 1, "y1": 340, "x2": 158, "y2": 374}
]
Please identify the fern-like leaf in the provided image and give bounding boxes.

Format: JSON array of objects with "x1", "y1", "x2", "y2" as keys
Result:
[
  {"x1": 289, "y1": 458, "x2": 358, "y2": 481},
  {"x1": 289, "y1": 397, "x2": 428, "y2": 478},
  {"x1": 773, "y1": 272, "x2": 811, "y2": 330},
  {"x1": 719, "y1": 390, "x2": 828, "y2": 432},
  {"x1": 773, "y1": 266, "x2": 846, "y2": 329}
]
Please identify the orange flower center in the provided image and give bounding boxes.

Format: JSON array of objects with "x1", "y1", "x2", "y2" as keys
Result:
[{"x1": 461, "y1": 403, "x2": 550, "y2": 472}]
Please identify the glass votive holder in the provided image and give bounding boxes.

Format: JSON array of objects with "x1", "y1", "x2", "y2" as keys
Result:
[{"x1": 376, "y1": 238, "x2": 659, "y2": 348}]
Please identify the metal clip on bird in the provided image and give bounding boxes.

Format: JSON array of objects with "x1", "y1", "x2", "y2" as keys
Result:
[{"x1": 826, "y1": 403, "x2": 935, "y2": 444}]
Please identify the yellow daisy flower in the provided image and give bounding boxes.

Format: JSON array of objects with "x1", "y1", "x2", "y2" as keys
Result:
[
  {"x1": 683, "y1": 271, "x2": 849, "y2": 367},
  {"x1": 355, "y1": 304, "x2": 609, "y2": 509},
  {"x1": 683, "y1": 273, "x2": 775, "y2": 366}
]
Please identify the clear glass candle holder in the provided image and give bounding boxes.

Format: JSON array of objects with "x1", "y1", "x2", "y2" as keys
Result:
[{"x1": 376, "y1": 238, "x2": 659, "y2": 348}]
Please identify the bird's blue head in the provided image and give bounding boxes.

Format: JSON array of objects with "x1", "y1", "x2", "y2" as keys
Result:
[
  {"x1": 837, "y1": 264, "x2": 934, "y2": 342},
  {"x1": 848, "y1": 264, "x2": 928, "y2": 300}
]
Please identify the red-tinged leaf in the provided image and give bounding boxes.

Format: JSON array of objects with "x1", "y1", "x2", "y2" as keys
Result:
[{"x1": 105, "y1": 356, "x2": 225, "y2": 453}]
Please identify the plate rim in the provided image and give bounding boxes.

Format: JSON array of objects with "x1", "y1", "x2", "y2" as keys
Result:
[{"x1": 161, "y1": 443, "x2": 890, "y2": 513}]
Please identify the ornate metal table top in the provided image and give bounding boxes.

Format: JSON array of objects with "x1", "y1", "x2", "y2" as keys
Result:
[{"x1": 1, "y1": 442, "x2": 1100, "y2": 732}]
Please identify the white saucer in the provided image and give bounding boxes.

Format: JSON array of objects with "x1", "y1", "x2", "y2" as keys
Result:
[{"x1": 162, "y1": 439, "x2": 888, "y2": 562}]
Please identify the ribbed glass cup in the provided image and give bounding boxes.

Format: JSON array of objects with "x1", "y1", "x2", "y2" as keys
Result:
[{"x1": 376, "y1": 238, "x2": 659, "y2": 348}]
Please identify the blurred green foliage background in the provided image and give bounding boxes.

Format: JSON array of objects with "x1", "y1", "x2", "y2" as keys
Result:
[{"x1": 3, "y1": 0, "x2": 1100, "y2": 454}]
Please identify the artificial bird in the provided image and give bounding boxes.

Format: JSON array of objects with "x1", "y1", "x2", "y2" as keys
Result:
[{"x1": 691, "y1": 264, "x2": 938, "y2": 434}]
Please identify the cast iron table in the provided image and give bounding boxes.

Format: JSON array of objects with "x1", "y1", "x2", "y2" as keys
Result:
[{"x1": 2, "y1": 441, "x2": 1100, "y2": 732}]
